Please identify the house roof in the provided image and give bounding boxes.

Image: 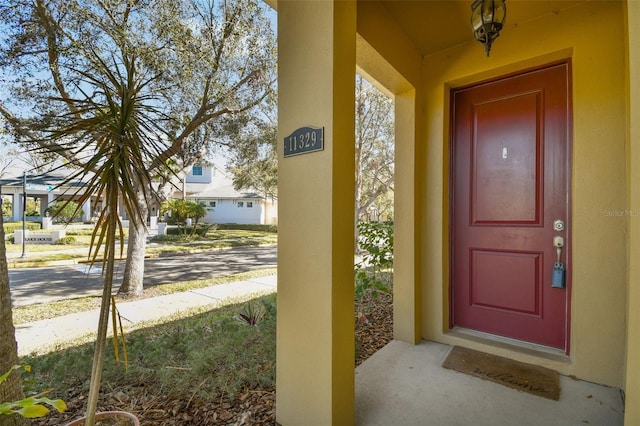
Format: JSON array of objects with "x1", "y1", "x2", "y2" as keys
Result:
[
  {"x1": 183, "y1": 167, "x2": 264, "y2": 200},
  {"x1": 189, "y1": 182, "x2": 263, "y2": 200},
  {"x1": 0, "y1": 171, "x2": 88, "y2": 190}
]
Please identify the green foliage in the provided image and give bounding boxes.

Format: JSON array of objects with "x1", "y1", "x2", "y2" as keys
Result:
[
  {"x1": 1, "y1": 199, "x2": 11, "y2": 217},
  {"x1": 149, "y1": 234, "x2": 194, "y2": 243},
  {"x1": 0, "y1": 365, "x2": 67, "y2": 419},
  {"x1": 45, "y1": 201, "x2": 82, "y2": 224},
  {"x1": 160, "y1": 224, "x2": 212, "y2": 238},
  {"x1": 32, "y1": 42, "x2": 166, "y2": 423},
  {"x1": 161, "y1": 200, "x2": 208, "y2": 235},
  {"x1": 355, "y1": 221, "x2": 394, "y2": 301},
  {"x1": 25, "y1": 199, "x2": 41, "y2": 217},
  {"x1": 226, "y1": 111, "x2": 278, "y2": 200},
  {"x1": 3, "y1": 222, "x2": 41, "y2": 233},
  {"x1": 64, "y1": 227, "x2": 99, "y2": 236},
  {"x1": 357, "y1": 221, "x2": 394, "y2": 269},
  {"x1": 23, "y1": 294, "x2": 277, "y2": 402},
  {"x1": 54, "y1": 236, "x2": 77, "y2": 245},
  {"x1": 215, "y1": 223, "x2": 277, "y2": 233},
  {"x1": 0, "y1": 0, "x2": 277, "y2": 191},
  {"x1": 235, "y1": 301, "x2": 267, "y2": 326}
]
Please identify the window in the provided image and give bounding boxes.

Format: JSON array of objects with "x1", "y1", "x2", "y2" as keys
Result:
[
  {"x1": 192, "y1": 165, "x2": 203, "y2": 176},
  {"x1": 208, "y1": 201, "x2": 216, "y2": 207},
  {"x1": 247, "y1": 202, "x2": 253, "y2": 208},
  {"x1": 237, "y1": 201, "x2": 244, "y2": 208}
]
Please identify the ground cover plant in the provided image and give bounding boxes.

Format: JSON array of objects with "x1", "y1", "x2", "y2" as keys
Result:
[{"x1": 24, "y1": 294, "x2": 278, "y2": 425}]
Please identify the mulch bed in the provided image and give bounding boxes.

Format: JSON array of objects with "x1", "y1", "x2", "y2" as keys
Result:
[{"x1": 33, "y1": 291, "x2": 393, "y2": 425}]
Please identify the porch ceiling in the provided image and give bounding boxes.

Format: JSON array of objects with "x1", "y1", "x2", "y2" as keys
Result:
[{"x1": 375, "y1": 0, "x2": 585, "y2": 56}]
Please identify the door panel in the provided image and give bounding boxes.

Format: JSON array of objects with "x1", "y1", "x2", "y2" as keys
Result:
[
  {"x1": 451, "y1": 63, "x2": 571, "y2": 350},
  {"x1": 472, "y1": 92, "x2": 541, "y2": 224}
]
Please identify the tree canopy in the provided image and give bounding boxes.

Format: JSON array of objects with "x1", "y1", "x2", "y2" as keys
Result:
[
  {"x1": 0, "y1": 0, "x2": 277, "y2": 295},
  {"x1": 0, "y1": 0, "x2": 276, "y2": 172},
  {"x1": 225, "y1": 107, "x2": 278, "y2": 200},
  {"x1": 355, "y1": 75, "x2": 394, "y2": 221}
]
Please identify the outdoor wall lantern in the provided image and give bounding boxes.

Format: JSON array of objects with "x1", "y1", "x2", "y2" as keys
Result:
[{"x1": 471, "y1": 0, "x2": 506, "y2": 57}]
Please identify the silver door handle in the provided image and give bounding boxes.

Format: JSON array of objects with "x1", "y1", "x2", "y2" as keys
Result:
[{"x1": 553, "y1": 235, "x2": 564, "y2": 262}]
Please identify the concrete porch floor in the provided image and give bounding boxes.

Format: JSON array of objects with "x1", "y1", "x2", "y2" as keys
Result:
[{"x1": 355, "y1": 340, "x2": 625, "y2": 425}]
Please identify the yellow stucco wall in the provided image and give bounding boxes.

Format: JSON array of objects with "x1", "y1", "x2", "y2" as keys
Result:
[
  {"x1": 624, "y1": 1, "x2": 640, "y2": 423},
  {"x1": 356, "y1": 4, "x2": 425, "y2": 344},
  {"x1": 420, "y1": 1, "x2": 627, "y2": 387},
  {"x1": 276, "y1": 0, "x2": 356, "y2": 424}
]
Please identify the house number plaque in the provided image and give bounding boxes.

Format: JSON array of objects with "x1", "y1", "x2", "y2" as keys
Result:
[{"x1": 283, "y1": 126, "x2": 324, "y2": 157}]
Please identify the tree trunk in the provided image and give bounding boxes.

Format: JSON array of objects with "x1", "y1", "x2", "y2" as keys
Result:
[
  {"x1": 0, "y1": 214, "x2": 30, "y2": 426},
  {"x1": 85, "y1": 184, "x2": 119, "y2": 425},
  {"x1": 118, "y1": 188, "x2": 148, "y2": 297}
]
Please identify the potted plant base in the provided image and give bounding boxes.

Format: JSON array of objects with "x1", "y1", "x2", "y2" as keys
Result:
[{"x1": 64, "y1": 410, "x2": 140, "y2": 425}]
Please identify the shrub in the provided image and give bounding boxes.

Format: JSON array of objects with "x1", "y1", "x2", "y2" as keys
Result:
[
  {"x1": 215, "y1": 223, "x2": 277, "y2": 233},
  {"x1": 3, "y1": 222, "x2": 42, "y2": 233},
  {"x1": 45, "y1": 201, "x2": 82, "y2": 223},
  {"x1": 355, "y1": 221, "x2": 394, "y2": 301},
  {"x1": 1, "y1": 199, "x2": 12, "y2": 217},
  {"x1": 149, "y1": 234, "x2": 188, "y2": 243},
  {"x1": 54, "y1": 236, "x2": 77, "y2": 245}
]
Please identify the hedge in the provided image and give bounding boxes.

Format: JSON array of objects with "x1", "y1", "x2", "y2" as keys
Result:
[{"x1": 3, "y1": 222, "x2": 42, "y2": 233}]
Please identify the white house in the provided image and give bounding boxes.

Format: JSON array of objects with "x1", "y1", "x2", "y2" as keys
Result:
[{"x1": 179, "y1": 164, "x2": 277, "y2": 225}]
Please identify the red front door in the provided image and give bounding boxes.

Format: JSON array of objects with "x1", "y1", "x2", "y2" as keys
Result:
[{"x1": 451, "y1": 62, "x2": 571, "y2": 351}]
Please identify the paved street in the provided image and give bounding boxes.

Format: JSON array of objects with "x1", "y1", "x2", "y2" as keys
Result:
[{"x1": 8, "y1": 245, "x2": 277, "y2": 307}]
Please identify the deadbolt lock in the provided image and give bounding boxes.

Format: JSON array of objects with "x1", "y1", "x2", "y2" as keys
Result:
[
  {"x1": 553, "y1": 236, "x2": 564, "y2": 248},
  {"x1": 553, "y1": 220, "x2": 565, "y2": 232}
]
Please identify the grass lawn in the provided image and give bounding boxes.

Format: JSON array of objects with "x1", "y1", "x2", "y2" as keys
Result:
[
  {"x1": 24, "y1": 293, "x2": 278, "y2": 425},
  {"x1": 5, "y1": 227, "x2": 277, "y2": 267}
]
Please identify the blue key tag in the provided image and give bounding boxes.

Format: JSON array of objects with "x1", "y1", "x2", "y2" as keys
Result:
[{"x1": 551, "y1": 261, "x2": 565, "y2": 289}]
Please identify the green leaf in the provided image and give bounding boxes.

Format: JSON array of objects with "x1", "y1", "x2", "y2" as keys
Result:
[
  {"x1": 17, "y1": 404, "x2": 50, "y2": 418},
  {"x1": 0, "y1": 365, "x2": 21, "y2": 384},
  {"x1": 36, "y1": 397, "x2": 67, "y2": 413}
]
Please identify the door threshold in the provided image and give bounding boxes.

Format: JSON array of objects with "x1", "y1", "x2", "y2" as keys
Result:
[{"x1": 447, "y1": 327, "x2": 571, "y2": 364}]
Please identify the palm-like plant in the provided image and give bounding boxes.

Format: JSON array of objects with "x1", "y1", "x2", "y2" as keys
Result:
[
  {"x1": 39, "y1": 50, "x2": 170, "y2": 425},
  {"x1": 186, "y1": 201, "x2": 207, "y2": 236}
]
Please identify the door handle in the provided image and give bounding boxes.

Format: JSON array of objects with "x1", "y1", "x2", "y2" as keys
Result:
[
  {"x1": 552, "y1": 236, "x2": 565, "y2": 288},
  {"x1": 553, "y1": 236, "x2": 564, "y2": 262}
]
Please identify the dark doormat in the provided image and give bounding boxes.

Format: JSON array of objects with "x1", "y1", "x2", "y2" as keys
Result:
[{"x1": 442, "y1": 346, "x2": 560, "y2": 400}]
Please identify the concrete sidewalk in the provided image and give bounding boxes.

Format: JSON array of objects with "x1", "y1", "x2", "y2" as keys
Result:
[{"x1": 15, "y1": 274, "x2": 277, "y2": 356}]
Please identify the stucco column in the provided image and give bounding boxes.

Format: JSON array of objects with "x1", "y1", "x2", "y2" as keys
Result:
[
  {"x1": 393, "y1": 89, "x2": 421, "y2": 343},
  {"x1": 625, "y1": 2, "x2": 640, "y2": 425},
  {"x1": 276, "y1": 1, "x2": 356, "y2": 425},
  {"x1": 82, "y1": 199, "x2": 91, "y2": 222},
  {"x1": 11, "y1": 191, "x2": 21, "y2": 221}
]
